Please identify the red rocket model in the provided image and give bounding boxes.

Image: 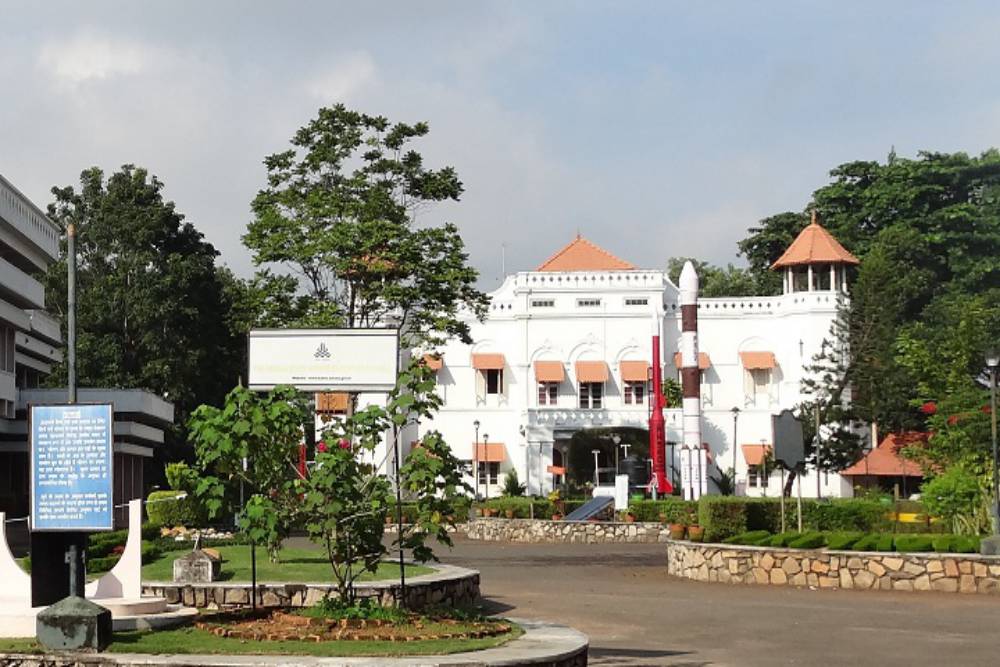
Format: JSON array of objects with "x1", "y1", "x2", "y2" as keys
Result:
[{"x1": 649, "y1": 325, "x2": 672, "y2": 495}]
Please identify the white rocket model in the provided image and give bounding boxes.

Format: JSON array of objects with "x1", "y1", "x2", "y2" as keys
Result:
[{"x1": 679, "y1": 261, "x2": 705, "y2": 499}]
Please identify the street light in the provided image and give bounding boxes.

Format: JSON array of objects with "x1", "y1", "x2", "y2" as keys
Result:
[
  {"x1": 483, "y1": 433, "x2": 490, "y2": 499},
  {"x1": 473, "y1": 420, "x2": 480, "y2": 500},
  {"x1": 987, "y1": 349, "x2": 999, "y2": 535},
  {"x1": 592, "y1": 449, "x2": 601, "y2": 486},
  {"x1": 612, "y1": 433, "x2": 622, "y2": 474},
  {"x1": 730, "y1": 407, "x2": 740, "y2": 493}
]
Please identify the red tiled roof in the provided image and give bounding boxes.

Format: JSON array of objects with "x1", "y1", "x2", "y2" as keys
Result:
[
  {"x1": 841, "y1": 432, "x2": 927, "y2": 477},
  {"x1": 770, "y1": 212, "x2": 860, "y2": 269},
  {"x1": 536, "y1": 235, "x2": 636, "y2": 272}
]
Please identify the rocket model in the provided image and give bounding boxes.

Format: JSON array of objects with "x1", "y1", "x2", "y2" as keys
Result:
[
  {"x1": 649, "y1": 317, "x2": 671, "y2": 495},
  {"x1": 679, "y1": 261, "x2": 703, "y2": 499}
]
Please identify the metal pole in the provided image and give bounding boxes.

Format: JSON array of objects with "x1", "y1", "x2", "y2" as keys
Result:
[
  {"x1": 796, "y1": 470, "x2": 803, "y2": 532},
  {"x1": 991, "y1": 368, "x2": 998, "y2": 535},
  {"x1": 393, "y1": 426, "x2": 406, "y2": 608},
  {"x1": 815, "y1": 403, "x2": 821, "y2": 500},
  {"x1": 473, "y1": 422, "x2": 480, "y2": 500},
  {"x1": 732, "y1": 408, "x2": 739, "y2": 492},
  {"x1": 67, "y1": 223, "x2": 76, "y2": 405},
  {"x1": 779, "y1": 467, "x2": 786, "y2": 533}
]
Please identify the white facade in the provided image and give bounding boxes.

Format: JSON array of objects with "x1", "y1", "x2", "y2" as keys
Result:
[{"x1": 417, "y1": 239, "x2": 855, "y2": 499}]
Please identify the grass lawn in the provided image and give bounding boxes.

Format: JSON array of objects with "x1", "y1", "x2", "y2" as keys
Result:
[
  {"x1": 0, "y1": 623, "x2": 522, "y2": 657},
  {"x1": 142, "y1": 545, "x2": 432, "y2": 583}
]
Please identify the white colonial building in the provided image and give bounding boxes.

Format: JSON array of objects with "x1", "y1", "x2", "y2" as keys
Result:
[{"x1": 418, "y1": 223, "x2": 860, "y2": 499}]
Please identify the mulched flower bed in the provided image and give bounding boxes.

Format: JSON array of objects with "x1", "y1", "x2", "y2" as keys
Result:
[{"x1": 195, "y1": 610, "x2": 512, "y2": 643}]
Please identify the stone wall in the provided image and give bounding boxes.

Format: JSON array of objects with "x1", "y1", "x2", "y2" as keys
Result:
[
  {"x1": 666, "y1": 539, "x2": 1000, "y2": 594},
  {"x1": 467, "y1": 517, "x2": 670, "y2": 543},
  {"x1": 142, "y1": 562, "x2": 479, "y2": 610}
]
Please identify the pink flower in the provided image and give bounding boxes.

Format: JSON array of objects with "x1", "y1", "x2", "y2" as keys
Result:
[
  {"x1": 316, "y1": 441, "x2": 328, "y2": 453},
  {"x1": 338, "y1": 438, "x2": 351, "y2": 450}
]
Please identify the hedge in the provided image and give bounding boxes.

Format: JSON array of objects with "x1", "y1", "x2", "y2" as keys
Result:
[
  {"x1": 627, "y1": 499, "x2": 697, "y2": 523},
  {"x1": 479, "y1": 497, "x2": 553, "y2": 518},
  {"x1": 698, "y1": 497, "x2": 748, "y2": 542},
  {"x1": 696, "y1": 496, "x2": 893, "y2": 541},
  {"x1": 703, "y1": 530, "x2": 980, "y2": 554},
  {"x1": 146, "y1": 490, "x2": 208, "y2": 528}
]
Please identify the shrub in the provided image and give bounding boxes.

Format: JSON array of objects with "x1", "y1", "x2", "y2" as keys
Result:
[
  {"x1": 767, "y1": 531, "x2": 802, "y2": 547},
  {"x1": 165, "y1": 462, "x2": 200, "y2": 493},
  {"x1": 698, "y1": 497, "x2": 748, "y2": 542},
  {"x1": 876, "y1": 534, "x2": 894, "y2": 552},
  {"x1": 804, "y1": 499, "x2": 886, "y2": 532},
  {"x1": 851, "y1": 534, "x2": 880, "y2": 551},
  {"x1": 932, "y1": 535, "x2": 958, "y2": 553},
  {"x1": 787, "y1": 532, "x2": 826, "y2": 549},
  {"x1": 722, "y1": 530, "x2": 770, "y2": 545},
  {"x1": 628, "y1": 499, "x2": 697, "y2": 523},
  {"x1": 500, "y1": 470, "x2": 526, "y2": 497},
  {"x1": 146, "y1": 490, "x2": 207, "y2": 527},
  {"x1": 88, "y1": 555, "x2": 120, "y2": 574},
  {"x1": 744, "y1": 499, "x2": 786, "y2": 533},
  {"x1": 893, "y1": 535, "x2": 934, "y2": 553},
  {"x1": 825, "y1": 532, "x2": 864, "y2": 550},
  {"x1": 480, "y1": 496, "x2": 552, "y2": 518}
]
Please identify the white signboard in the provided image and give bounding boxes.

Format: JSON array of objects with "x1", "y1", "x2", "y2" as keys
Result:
[{"x1": 248, "y1": 329, "x2": 399, "y2": 392}]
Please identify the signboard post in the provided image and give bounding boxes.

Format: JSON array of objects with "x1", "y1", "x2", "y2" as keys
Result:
[
  {"x1": 30, "y1": 403, "x2": 114, "y2": 533},
  {"x1": 772, "y1": 409, "x2": 806, "y2": 532}
]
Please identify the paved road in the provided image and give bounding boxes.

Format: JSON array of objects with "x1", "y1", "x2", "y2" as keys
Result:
[{"x1": 433, "y1": 535, "x2": 999, "y2": 667}]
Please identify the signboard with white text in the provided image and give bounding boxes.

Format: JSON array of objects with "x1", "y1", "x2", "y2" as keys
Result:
[
  {"x1": 30, "y1": 403, "x2": 114, "y2": 532},
  {"x1": 248, "y1": 328, "x2": 399, "y2": 392}
]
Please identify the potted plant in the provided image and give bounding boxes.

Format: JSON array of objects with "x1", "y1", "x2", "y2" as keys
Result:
[
  {"x1": 551, "y1": 512, "x2": 563, "y2": 521},
  {"x1": 622, "y1": 511, "x2": 636, "y2": 523},
  {"x1": 504, "y1": 509, "x2": 515, "y2": 519},
  {"x1": 668, "y1": 523, "x2": 686, "y2": 540},
  {"x1": 687, "y1": 524, "x2": 704, "y2": 542}
]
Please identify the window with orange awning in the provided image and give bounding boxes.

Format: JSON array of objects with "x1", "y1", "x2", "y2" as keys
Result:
[
  {"x1": 575, "y1": 360, "x2": 609, "y2": 383},
  {"x1": 474, "y1": 443, "x2": 506, "y2": 462},
  {"x1": 472, "y1": 353, "x2": 505, "y2": 370},
  {"x1": 533, "y1": 360, "x2": 565, "y2": 382},
  {"x1": 739, "y1": 351, "x2": 776, "y2": 369},
  {"x1": 619, "y1": 360, "x2": 650, "y2": 382}
]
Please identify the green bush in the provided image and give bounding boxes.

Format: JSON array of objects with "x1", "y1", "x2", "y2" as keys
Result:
[
  {"x1": 698, "y1": 497, "x2": 748, "y2": 542},
  {"x1": 767, "y1": 531, "x2": 803, "y2": 547},
  {"x1": 893, "y1": 535, "x2": 935, "y2": 553},
  {"x1": 804, "y1": 499, "x2": 886, "y2": 532},
  {"x1": 876, "y1": 534, "x2": 894, "y2": 552},
  {"x1": 850, "y1": 534, "x2": 879, "y2": 551},
  {"x1": 722, "y1": 530, "x2": 770, "y2": 545},
  {"x1": 932, "y1": 535, "x2": 958, "y2": 553},
  {"x1": 825, "y1": 532, "x2": 864, "y2": 550},
  {"x1": 88, "y1": 555, "x2": 120, "y2": 574},
  {"x1": 146, "y1": 490, "x2": 207, "y2": 527},
  {"x1": 787, "y1": 532, "x2": 826, "y2": 549},
  {"x1": 628, "y1": 499, "x2": 697, "y2": 523},
  {"x1": 744, "y1": 499, "x2": 786, "y2": 533}
]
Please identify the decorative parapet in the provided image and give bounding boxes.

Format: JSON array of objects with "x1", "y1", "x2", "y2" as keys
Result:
[
  {"x1": 466, "y1": 518, "x2": 671, "y2": 544},
  {"x1": 665, "y1": 539, "x2": 1000, "y2": 594}
]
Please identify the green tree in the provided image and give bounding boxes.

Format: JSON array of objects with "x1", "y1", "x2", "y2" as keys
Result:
[
  {"x1": 666, "y1": 257, "x2": 770, "y2": 297},
  {"x1": 44, "y1": 165, "x2": 241, "y2": 459},
  {"x1": 187, "y1": 385, "x2": 310, "y2": 560},
  {"x1": 244, "y1": 104, "x2": 487, "y2": 347}
]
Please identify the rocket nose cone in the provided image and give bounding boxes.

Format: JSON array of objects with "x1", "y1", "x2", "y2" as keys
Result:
[{"x1": 680, "y1": 260, "x2": 699, "y2": 292}]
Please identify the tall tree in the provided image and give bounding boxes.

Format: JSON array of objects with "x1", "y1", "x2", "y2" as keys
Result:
[
  {"x1": 44, "y1": 165, "x2": 240, "y2": 456},
  {"x1": 244, "y1": 104, "x2": 487, "y2": 347}
]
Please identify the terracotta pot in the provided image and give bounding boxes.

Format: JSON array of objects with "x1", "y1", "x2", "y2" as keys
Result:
[
  {"x1": 504, "y1": 509, "x2": 515, "y2": 519},
  {"x1": 483, "y1": 508, "x2": 495, "y2": 517},
  {"x1": 385, "y1": 515, "x2": 393, "y2": 525},
  {"x1": 551, "y1": 513, "x2": 563, "y2": 521},
  {"x1": 624, "y1": 513, "x2": 636, "y2": 523},
  {"x1": 668, "y1": 523, "x2": 686, "y2": 540},
  {"x1": 687, "y1": 525, "x2": 704, "y2": 542}
]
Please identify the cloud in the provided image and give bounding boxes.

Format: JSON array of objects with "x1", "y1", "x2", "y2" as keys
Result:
[
  {"x1": 37, "y1": 33, "x2": 154, "y2": 85},
  {"x1": 304, "y1": 52, "x2": 378, "y2": 103}
]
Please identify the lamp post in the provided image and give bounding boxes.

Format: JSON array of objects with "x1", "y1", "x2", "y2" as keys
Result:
[
  {"x1": 612, "y1": 434, "x2": 622, "y2": 474},
  {"x1": 473, "y1": 420, "x2": 480, "y2": 500},
  {"x1": 483, "y1": 433, "x2": 490, "y2": 499},
  {"x1": 731, "y1": 406, "x2": 740, "y2": 492},
  {"x1": 987, "y1": 350, "x2": 999, "y2": 535},
  {"x1": 592, "y1": 449, "x2": 601, "y2": 486}
]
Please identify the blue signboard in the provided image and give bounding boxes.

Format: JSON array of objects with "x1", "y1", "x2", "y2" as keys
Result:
[{"x1": 30, "y1": 403, "x2": 114, "y2": 532}]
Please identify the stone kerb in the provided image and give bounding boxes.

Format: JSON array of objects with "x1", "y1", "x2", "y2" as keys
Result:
[
  {"x1": 143, "y1": 562, "x2": 479, "y2": 610},
  {"x1": 466, "y1": 517, "x2": 670, "y2": 544},
  {"x1": 665, "y1": 538, "x2": 1000, "y2": 594}
]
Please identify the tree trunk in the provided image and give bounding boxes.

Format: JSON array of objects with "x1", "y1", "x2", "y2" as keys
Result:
[{"x1": 783, "y1": 468, "x2": 797, "y2": 498}]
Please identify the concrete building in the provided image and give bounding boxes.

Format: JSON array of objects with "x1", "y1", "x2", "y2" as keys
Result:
[
  {"x1": 0, "y1": 174, "x2": 173, "y2": 532},
  {"x1": 421, "y1": 221, "x2": 860, "y2": 499}
]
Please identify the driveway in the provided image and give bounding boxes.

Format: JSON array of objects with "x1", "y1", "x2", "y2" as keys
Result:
[{"x1": 435, "y1": 535, "x2": 999, "y2": 667}]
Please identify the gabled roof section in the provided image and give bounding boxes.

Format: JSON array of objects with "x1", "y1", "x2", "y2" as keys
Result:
[
  {"x1": 840, "y1": 432, "x2": 927, "y2": 477},
  {"x1": 771, "y1": 212, "x2": 860, "y2": 269},
  {"x1": 536, "y1": 234, "x2": 636, "y2": 272}
]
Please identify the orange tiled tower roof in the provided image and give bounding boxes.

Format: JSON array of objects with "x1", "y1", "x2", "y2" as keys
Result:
[
  {"x1": 536, "y1": 234, "x2": 636, "y2": 272},
  {"x1": 771, "y1": 211, "x2": 860, "y2": 269}
]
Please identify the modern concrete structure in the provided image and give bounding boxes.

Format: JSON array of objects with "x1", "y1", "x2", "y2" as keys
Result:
[{"x1": 419, "y1": 224, "x2": 861, "y2": 499}]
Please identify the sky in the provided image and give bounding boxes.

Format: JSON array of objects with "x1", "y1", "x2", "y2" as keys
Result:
[{"x1": 3, "y1": 1, "x2": 1000, "y2": 286}]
